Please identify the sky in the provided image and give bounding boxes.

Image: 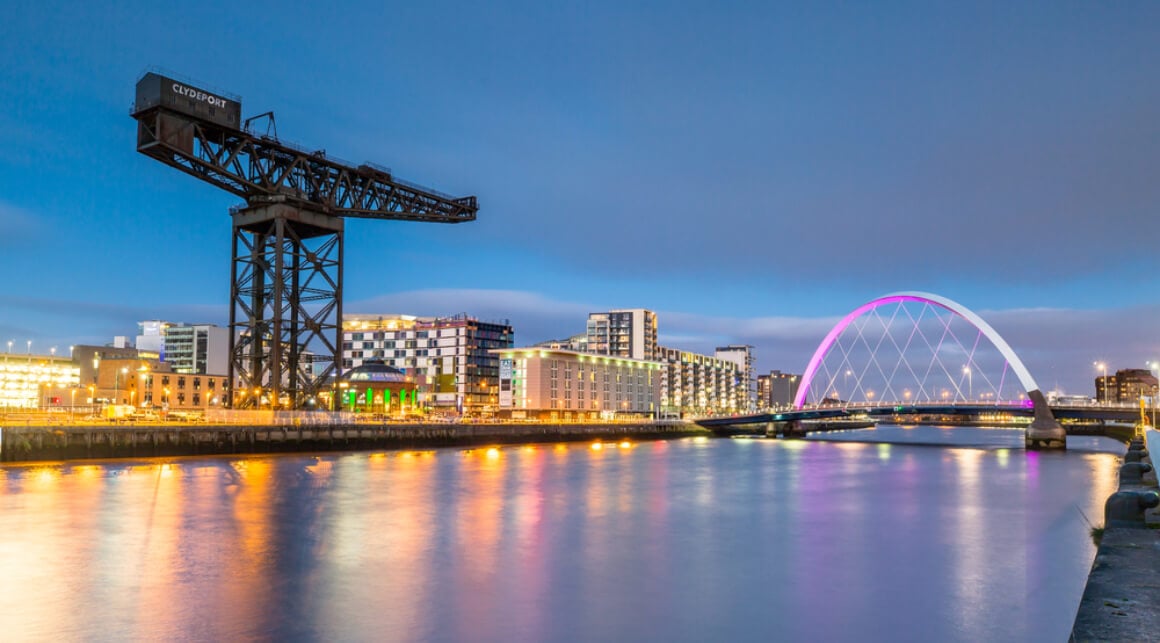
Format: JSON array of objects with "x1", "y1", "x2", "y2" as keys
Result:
[{"x1": 0, "y1": 1, "x2": 1158, "y2": 396}]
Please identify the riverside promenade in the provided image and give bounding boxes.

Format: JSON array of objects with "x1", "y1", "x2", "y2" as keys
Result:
[
  {"x1": 1071, "y1": 428, "x2": 1160, "y2": 640},
  {"x1": 0, "y1": 417, "x2": 707, "y2": 463}
]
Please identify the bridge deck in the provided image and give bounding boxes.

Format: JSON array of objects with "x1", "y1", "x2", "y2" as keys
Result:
[{"x1": 697, "y1": 404, "x2": 1143, "y2": 428}]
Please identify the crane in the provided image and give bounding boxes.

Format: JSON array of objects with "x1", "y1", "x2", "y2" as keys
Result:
[{"x1": 131, "y1": 71, "x2": 478, "y2": 409}]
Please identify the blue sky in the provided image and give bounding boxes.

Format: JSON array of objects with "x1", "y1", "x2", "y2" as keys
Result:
[{"x1": 1, "y1": 1, "x2": 1157, "y2": 395}]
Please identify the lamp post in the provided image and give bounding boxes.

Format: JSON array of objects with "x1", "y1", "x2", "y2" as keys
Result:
[
  {"x1": 1094, "y1": 361, "x2": 1107, "y2": 405},
  {"x1": 962, "y1": 365, "x2": 972, "y2": 402},
  {"x1": 115, "y1": 367, "x2": 128, "y2": 405},
  {"x1": 1148, "y1": 361, "x2": 1159, "y2": 428},
  {"x1": 138, "y1": 366, "x2": 150, "y2": 408},
  {"x1": 91, "y1": 354, "x2": 100, "y2": 408}
]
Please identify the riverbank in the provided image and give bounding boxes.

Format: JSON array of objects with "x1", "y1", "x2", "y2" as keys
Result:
[
  {"x1": 1070, "y1": 428, "x2": 1160, "y2": 640},
  {"x1": 0, "y1": 421, "x2": 709, "y2": 463}
]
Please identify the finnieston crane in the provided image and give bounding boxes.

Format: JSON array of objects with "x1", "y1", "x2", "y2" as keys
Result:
[{"x1": 131, "y1": 72, "x2": 478, "y2": 410}]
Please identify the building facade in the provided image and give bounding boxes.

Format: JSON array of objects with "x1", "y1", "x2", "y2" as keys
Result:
[
  {"x1": 585, "y1": 309, "x2": 658, "y2": 360},
  {"x1": 715, "y1": 345, "x2": 755, "y2": 411},
  {"x1": 342, "y1": 314, "x2": 514, "y2": 414},
  {"x1": 338, "y1": 358, "x2": 420, "y2": 414},
  {"x1": 534, "y1": 333, "x2": 589, "y2": 353},
  {"x1": 1097, "y1": 369, "x2": 1160, "y2": 404},
  {"x1": 757, "y1": 370, "x2": 801, "y2": 409},
  {"x1": 493, "y1": 348, "x2": 661, "y2": 420},
  {"x1": 137, "y1": 321, "x2": 229, "y2": 374},
  {"x1": 656, "y1": 346, "x2": 741, "y2": 417},
  {"x1": 0, "y1": 353, "x2": 80, "y2": 409},
  {"x1": 96, "y1": 357, "x2": 228, "y2": 412}
]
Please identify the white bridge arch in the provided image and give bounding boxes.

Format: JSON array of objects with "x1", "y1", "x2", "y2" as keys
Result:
[{"x1": 792, "y1": 291, "x2": 1039, "y2": 409}]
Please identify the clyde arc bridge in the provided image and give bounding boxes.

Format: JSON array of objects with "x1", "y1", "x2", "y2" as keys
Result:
[{"x1": 700, "y1": 292, "x2": 1077, "y2": 449}]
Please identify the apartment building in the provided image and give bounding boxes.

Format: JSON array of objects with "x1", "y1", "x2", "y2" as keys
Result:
[{"x1": 342, "y1": 314, "x2": 514, "y2": 414}]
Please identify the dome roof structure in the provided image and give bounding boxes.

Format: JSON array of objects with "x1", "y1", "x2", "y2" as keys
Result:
[{"x1": 343, "y1": 358, "x2": 409, "y2": 384}]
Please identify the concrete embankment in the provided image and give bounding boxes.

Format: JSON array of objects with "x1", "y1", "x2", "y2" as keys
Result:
[
  {"x1": 0, "y1": 421, "x2": 708, "y2": 463},
  {"x1": 1071, "y1": 429, "x2": 1160, "y2": 640}
]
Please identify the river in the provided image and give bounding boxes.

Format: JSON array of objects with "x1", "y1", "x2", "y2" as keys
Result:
[{"x1": 0, "y1": 426, "x2": 1122, "y2": 641}]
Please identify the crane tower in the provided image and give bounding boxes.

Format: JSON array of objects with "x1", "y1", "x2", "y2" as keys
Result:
[{"x1": 131, "y1": 72, "x2": 477, "y2": 409}]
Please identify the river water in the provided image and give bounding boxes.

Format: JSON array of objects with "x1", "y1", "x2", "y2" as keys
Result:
[{"x1": 0, "y1": 426, "x2": 1122, "y2": 642}]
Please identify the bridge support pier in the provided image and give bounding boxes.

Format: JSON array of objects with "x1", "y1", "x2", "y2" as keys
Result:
[
  {"x1": 1025, "y1": 389, "x2": 1067, "y2": 451},
  {"x1": 780, "y1": 420, "x2": 807, "y2": 439}
]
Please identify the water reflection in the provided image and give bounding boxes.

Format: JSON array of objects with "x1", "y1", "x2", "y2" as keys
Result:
[{"x1": 0, "y1": 429, "x2": 1123, "y2": 642}]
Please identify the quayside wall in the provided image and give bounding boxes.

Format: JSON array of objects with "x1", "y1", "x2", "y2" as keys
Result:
[
  {"x1": 0, "y1": 421, "x2": 708, "y2": 463},
  {"x1": 1070, "y1": 428, "x2": 1160, "y2": 640}
]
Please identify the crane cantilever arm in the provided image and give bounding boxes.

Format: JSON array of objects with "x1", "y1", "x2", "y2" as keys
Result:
[{"x1": 133, "y1": 105, "x2": 477, "y2": 223}]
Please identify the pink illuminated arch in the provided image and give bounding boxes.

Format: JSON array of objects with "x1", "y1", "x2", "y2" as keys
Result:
[{"x1": 792, "y1": 291, "x2": 1039, "y2": 409}]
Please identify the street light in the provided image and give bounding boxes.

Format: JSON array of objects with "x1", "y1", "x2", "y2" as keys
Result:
[
  {"x1": 115, "y1": 367, "x2": 128, "y2": 404},
  {"x1": 962, "y1": 365, "x2": 972, "y2": 401},
  {"x1": 1094, "y1": 361, "x2": 1108, "y2": 405},
  {"x1": 138, "y1": 366, "x2": 150, "y2": 408},
  {"x1": 1148, "y1": 361, "x2": 1159, "y2": 428}
]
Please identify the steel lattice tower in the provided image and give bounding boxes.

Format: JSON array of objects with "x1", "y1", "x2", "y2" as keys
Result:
[{"x1": 131, "y1": 72, "x2": 477, "y2": 409}]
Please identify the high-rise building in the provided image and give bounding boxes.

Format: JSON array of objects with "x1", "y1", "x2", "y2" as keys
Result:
[
  {"x1": 585, "y1": 309, "x2": 658, "y2": 360},
  {"x1": 135, "y1": 321, "x2": 229, "y2": 375},
  {"x1": 656, "y1": 346, "x2": 741, "y2": 417},
  {"x1": 715, "y1": 345, "x2": 755, "y2": 411},
  {"x1": 757, "y1": 370, "x2": 801, "y2": 409},
  {"x1": 342, "y1": 314, "x2": 514, "y2": 414}
]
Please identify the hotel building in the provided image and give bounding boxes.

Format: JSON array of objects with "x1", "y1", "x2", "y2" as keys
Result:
[{"x1": 493, "y1": 348, "x2": 662, "y2": 420}]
